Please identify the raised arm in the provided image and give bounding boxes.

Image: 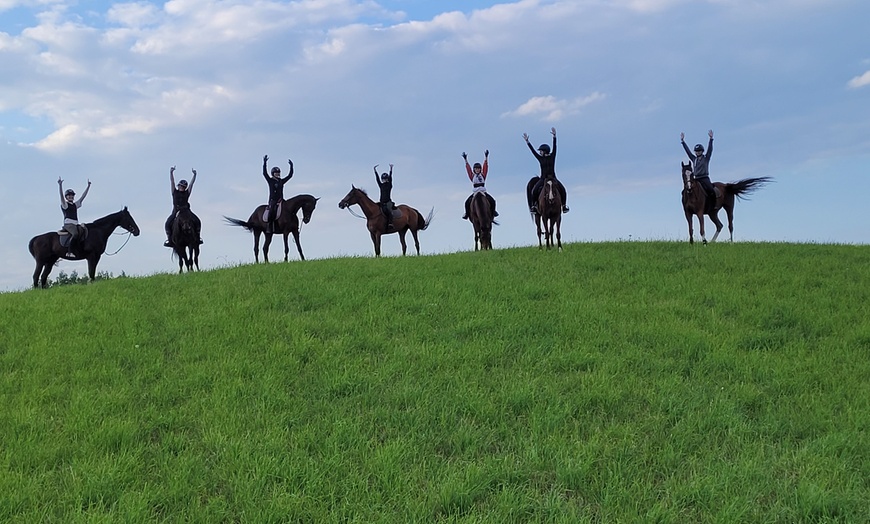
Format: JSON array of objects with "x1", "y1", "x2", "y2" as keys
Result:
[
  {"x1": 551, "y1": 127, "x2": 557, "y2": 157},
  {"x1": 706, "y1": 130, "x2": 714, "y2": 160},
  {"x1": 263, "y1": 155, "x2": 270, "y2": 181},
  {"x1": 482, "y1": 150, "x2": 489, "y2": 178},
  {"x1": 680, "y1": 134, "x2": 695, "y2": 160},
  {"x1": 169, "y1": 166, "x2": 177, "y2": 193},
  {"x1": 523, "y1": 133, "x2": 542, "y2": 160},
  {"x1": 188, "y1": 168, "x2": 197, "y2": 193},
  {"x1": 281, "y1": 159, "x2": 294, "y2": 183},
  {"x1": 373, "y1": 164, "x2": 381, "y2": 186},
  {"x1": 77, "y1": 180, "x2": 92, "y2": 206},
  {"x1": 463, "y1": 152, "x2": 473, "y2": 179},
  {"x1": 58, "y1": 177, "x2": 66, "y2": 206}
]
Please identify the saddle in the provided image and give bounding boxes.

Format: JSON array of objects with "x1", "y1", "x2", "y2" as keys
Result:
[
  {"x1": 261, "y1": 202, "x2": 283, "y2": 222},
  {"x1": 58, "y1": 225, "x2": 88, "y2": 248},
  {"x1": 380, "y1": 202, "x2": 401, "y2": 219}
]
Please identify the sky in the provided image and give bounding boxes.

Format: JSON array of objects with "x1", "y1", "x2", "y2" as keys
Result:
[{"x1": 2, "y1": 0, "x2": 869, "y2": 292}]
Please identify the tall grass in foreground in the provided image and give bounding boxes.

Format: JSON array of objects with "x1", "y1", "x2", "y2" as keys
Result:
[{"x1": 1, "y1": 242, "x2": 868, "y2": 522}]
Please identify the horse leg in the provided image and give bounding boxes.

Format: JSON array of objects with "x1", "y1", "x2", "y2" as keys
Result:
[
  {"x1": 474, "y1": 224, "x2": 480, "y2": 251},
  {"x1": 685, "y1": 209, "x2": 694, "y2": 244},
  {"x1": 555, "y1": 218, "x2": 562, "y2": 251},
  {"x1": 536, "y1": 215, "x2": 543, "y2": 249},
  {"x1": 263, "y1": 233, "x2": 272, "y2": 263},
  {"x1": 709, "y1": 209, "x2": 724, "y2": 243},
  {"x1": 87, "y1": 255, "x2": 101, "y2": 282},
  {"x1": 411, "y1": 229, "x2": 421, "y2": 255},
  {"x1": 698, "y1": 213, "x2": 707, "y2": 245},
  {"x1": 725, "y1": 204, "x2": 735, "y2": 241},
  {"x1": 193, "y1": 245, "x2": 200, "y2": 271},
  {"x1": 398, "y1": 230, "x2": 408, "y2": 256},
  {"x1": 33, "y1": 263, "x2": 44, "y2": 289},
  {"x1": 370, "y1": 231, "x2": 381, "y2": 257},
  {"x1": 292, "y1": 230, "x2": 305, "y2": 261},
  {"x1": 253, "y1": 231, "x2": 261, "y2": 263},
  {"x1": 40, "y1": 263, "x2": 53, "y2": 289},
  {"x1": 283, "y1": 233, "x2": 290, "y2": 262}
]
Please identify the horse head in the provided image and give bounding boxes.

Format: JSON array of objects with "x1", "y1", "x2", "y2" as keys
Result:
[
  {"x1": 121, "y1": 207, "x2": 141, "y2": 236},
  {"x1": 301, "y1": 196, "x2": 319, "y2": 224},
  {"x1": 338, "y1": 185, "x2": 364, "y2": 209},
  {"x1": 682, "y1": 162, "x2": 693, "y2": 191}
]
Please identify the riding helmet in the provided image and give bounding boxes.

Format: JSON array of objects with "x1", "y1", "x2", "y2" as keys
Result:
[
  {"x1": 538, "y1": 144, "x2": 551, "y2": 154},
  {"x1": 271, "y1": 167, "x2": 281, "y2": 176},
  {"x1": 64, "y1": 189, "x2": 75, "y2": 197},
  {"x1": 473, "y1": 162, "x2": 482, "y2": 170},
  {"x1": 694, "y1": 144, "x2": 704, "y2": 152},
  {"x1": 177, "y1": 179, "x2": 188, "y2": 188},
  {"x1": 380, "y1": 173, "x2": 390, "y2": 181}
]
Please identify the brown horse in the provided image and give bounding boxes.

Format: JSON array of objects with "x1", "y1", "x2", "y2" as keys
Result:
[
  {"x1": 535, "y1": 179, "x2": 563, "y2": 251},
  {"x1": 469, "y1": 191, "x2": 496, "y2": 250},
  {"x1": 338, "y1": 186, "x2": 433, "y2": 256},
  {"x1": 28, "y1": 207, "x2": 140, "y2": 288},
  {"x1": 224, "y1": 194, "x2": 319, "y2": 262},
  {"x1": 681, "y1": 162, "x2": 772, "y2": 244}
]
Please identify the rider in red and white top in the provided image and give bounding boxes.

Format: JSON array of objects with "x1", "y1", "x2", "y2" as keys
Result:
[{"x1": 461, "y1": 150, "x2": 498, "y2": 220}]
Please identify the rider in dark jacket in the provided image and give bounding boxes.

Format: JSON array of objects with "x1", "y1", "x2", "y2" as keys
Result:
[
  {"x1": 681, "y1": 130, "x2": 715, "y2": 213},
  {"x1": 526, "y1": 127, "x2": 568, "y2": 213},
  {"x1": 58, "y1": 177, "x2": 91, "y2": 257},
  {"x1": 263, "y1": 154, "x2": 294, "y2": 234},
  {"x1": 374, "y1": 163, "x2": 395, "y2": 231},
  {"x1": 164, "y1": 166, "x2": 202, "y2": 247}
]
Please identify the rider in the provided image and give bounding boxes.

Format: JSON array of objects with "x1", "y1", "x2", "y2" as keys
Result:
[
  {"x1": 681, "y1": 130, "x2": 715, "y2": 213},
  {"x1": 374, "y1": 163, "x2": 395, "y2": 231},
  {"x1": 525, "y1": 127, "x2": 569, "y2": 214},
  {"x1": 461, "y1": 150, "x2": 498, "y2": 220},
  {"x1": 263, "y1": 154, "x2": 294, "y2": 234},
  {"x1": 58, "y1": 177, "x2": 91, "y2": 257},
  {"x1": 164, "y1": 166, "x2": 202, "y2": 247}
]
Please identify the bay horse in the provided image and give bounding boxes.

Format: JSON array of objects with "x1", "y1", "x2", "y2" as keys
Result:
[
  {"x1": 171, "y1": 207, "x2": 200, "y2": 273},
  {"x1": 681, "y1": 162, "x2": 772, "y2": 244},
  {"x1": 469, "y1": 191, "x2": 496, "y2": 250},
  {"x1": 28, "y1": 207, "x2": 140, "y2": 288},
  {"x1": 224, "y1": 194, "x2": 319, "y2": 262},
  {"x1": 338, "y1": 185, "x2": 433, "y2": 257},
  {"x1": 535, "y1": 179, "x2": 563, "y2": 251}
]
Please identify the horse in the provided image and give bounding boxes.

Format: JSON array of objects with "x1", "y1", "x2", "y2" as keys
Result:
[
  {"x1": 224, "y1": 194, "x2": 319, "y2": 263},
  {"x1": 535, "y1": 179, "x2": 563, "y2": 251},
  {"x1": 28, "y1": 207, "x2": 140, "y2": 289},
  {"x1": 338, "y1": 185, "x2": 434, "y2": 257},
  {"x1": 681, "y1": 162, "x2": 772, "y2": 244},
  {"x1": 171, "y1": 207, "x2": 200, "y2": 273},
  {"x1": 469, "y1": 191, "x2": 496, "y2": 250}
]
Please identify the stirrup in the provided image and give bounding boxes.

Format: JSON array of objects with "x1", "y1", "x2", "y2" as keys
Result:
[
  {"x1": 461, "y1": 214, "x2": 468, "y2": 220},
  {"x1": 562, "y1": 205, "x2": 570, "y2": 213},
  {"x1": 164, "y1": 240, "x2": 172, "y2": 247}
]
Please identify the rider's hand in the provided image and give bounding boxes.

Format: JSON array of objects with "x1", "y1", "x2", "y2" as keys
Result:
[
  {"x1": 680, "y1": 132, "x2": 685, "y2": 141},
  {"x1": 485, "y1": 149, "x2": 489, "y2": 157},
  {"x1": 57, "y1": 177, "x2": 63, "y2": 185},
  {"x1": 462, "y1": 152, "x2": 467, "y2": 159},
  {"x1": 191, "y1": 169, "x2": 197, "y2": 176},
  {"x1": 551, "y1": 127, "x2": 556, "y2": 136},
  {"x1": 522, "y1": 133, "x2": 529, "y2": 142},
  {"x1": 263, "y1": 155, "x2": 269, "y2": 163}
]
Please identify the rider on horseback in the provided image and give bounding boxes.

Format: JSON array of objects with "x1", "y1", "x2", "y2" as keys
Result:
[
  {"x1": 58, "y1": 177, "x2": 91, "y2": 257},
  {"x1": 263, "y1": 155, "x2": 294, "y2": 234},
  {"x1": 374, "y1": 163, "x2": 395, "y2": 231},
  {"x1": 164, "y1": 166, "x2": 203, "y2": 247},
  {"x1": 681, "y1": 130, "x2": 715, "y2": 214},
  {"x1": 526, "y1": 127, "x2": 569, "y2": 214},
  {"x1": 461, "y1": 150, "x2": 498, "y2": 220}
]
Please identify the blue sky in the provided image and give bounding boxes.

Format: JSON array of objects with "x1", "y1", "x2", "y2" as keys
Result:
[{"x1": 2, "y1": 0, "x2": 869, "y2": 292}]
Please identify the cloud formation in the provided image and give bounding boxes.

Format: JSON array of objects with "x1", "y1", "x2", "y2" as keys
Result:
[{"x1": 502, "y1": 93, "x2": 606, "y2": 121}]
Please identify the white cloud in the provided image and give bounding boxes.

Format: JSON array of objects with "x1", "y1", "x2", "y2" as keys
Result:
[
  {"x1": 502, "y1": 93, "x2": 607, "y2": 122},
  {"x1": 847, "y1": 70, "x2": 870, "y2": 89}
]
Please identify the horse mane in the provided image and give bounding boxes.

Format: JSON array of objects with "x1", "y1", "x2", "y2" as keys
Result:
[{"x1": 87, "y1": 208, "x2": 126, "y2": 227}]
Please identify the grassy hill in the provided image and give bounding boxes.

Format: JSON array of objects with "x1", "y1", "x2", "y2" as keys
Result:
[{"x1": 1, "y1": 242, "x2": 868, "y2": 522}]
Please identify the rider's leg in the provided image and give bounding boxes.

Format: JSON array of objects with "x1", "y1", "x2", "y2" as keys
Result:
[
  {"x1": 462, "y1": 195, "x2": 472, "y2": 220},
  {"x1": 164, "y1": 214, "x2": 174, "y2": 246},
  {"x1": 487, "y1": 193, "x2": 498, "y2": 217},
  {"x1": 531, "y1": 180, "x2": 544, "y2": 212},
  {"x1": 192, "y1": 212, "x2": 203, "y2": 244},
  {"x1": 557, "y1": 180, "x2": 569, "y2": 213}
]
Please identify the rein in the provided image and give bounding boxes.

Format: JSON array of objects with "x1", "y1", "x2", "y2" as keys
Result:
[
  {"x1": 105, "y1": 231, "x2": 133, "y2": 256},
  {"x1": 344, "y1": 206, "x2": 367, "y2": 220}
]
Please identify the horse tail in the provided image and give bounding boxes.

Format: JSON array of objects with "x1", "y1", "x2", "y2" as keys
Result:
[
  {"x1": 725, "y1": 177, "x2": 773, "y2": 201},
  {"x1": 417, "y1": 207, "x2": 435, "y2": 231},
  {"x1": 223, "y1": 216, "x2": 253, "y2": 231}
]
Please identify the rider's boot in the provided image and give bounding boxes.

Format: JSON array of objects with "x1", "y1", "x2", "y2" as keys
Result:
[{"x1": 562, "y1": 205, "x2": 570, "y2": 213}]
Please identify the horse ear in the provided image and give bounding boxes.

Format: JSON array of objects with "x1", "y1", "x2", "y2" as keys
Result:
[
  {"x1": 123, "y1": 206, "x2": 128, "y2": 211},
  {"x1": 315, "y1": 197, "x2": 321, "y2": 202}
]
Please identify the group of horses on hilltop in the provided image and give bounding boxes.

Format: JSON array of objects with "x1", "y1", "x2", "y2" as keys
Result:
[{"x1": 27, "y1": 163, "x2": 771, "y2": 288}]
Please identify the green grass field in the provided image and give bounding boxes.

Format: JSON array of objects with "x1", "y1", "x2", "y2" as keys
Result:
[{"x1": 1, "y1": 242, "x2": 868, "y2": 522}]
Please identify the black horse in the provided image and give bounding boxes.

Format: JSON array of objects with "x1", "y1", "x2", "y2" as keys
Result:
[
  {"x1": 224, "y1": 194, "x2": 319, "y2": 262},
  {"x1": 171, "y1": 207, "x2": 200, "y2": 273},
  {"x1": 469, "y1": 191, "x2": 496, "y2": 250},
  {"x1": 28, "y1": 207, "x2": 140, "y2": 288}
]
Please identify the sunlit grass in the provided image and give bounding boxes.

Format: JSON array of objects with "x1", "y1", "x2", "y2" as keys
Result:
[{"x1": 1, "y1": 242, "x2": 868, "y2": 521}]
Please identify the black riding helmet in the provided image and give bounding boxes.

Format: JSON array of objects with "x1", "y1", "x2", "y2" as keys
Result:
[
  {"x1": 271, "y1": 166, "x2": 281, "y2": 177},
  {"x1": 177, "y1": 179, "x2": 188, "y2": 188},
  {"x1": 538, "y1": 144, "x2": 551, "y2": 155},
  {"x1": 694, "y1": 144, "x2": 704, "y2": 153}
]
